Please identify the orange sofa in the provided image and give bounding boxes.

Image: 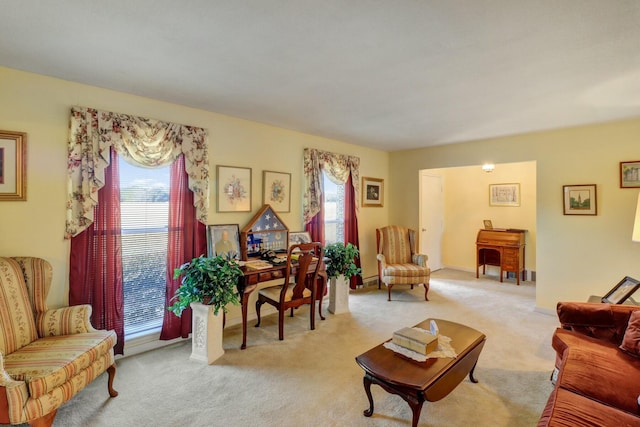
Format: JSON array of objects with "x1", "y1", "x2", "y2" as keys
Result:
[{"x1": 538, "y1": 302, "x2": 640, "y2": 426}]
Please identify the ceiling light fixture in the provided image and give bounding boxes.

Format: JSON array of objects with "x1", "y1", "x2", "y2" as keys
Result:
[{"x1": 482, "y1": 163, "x2": 495, "y2": 173}]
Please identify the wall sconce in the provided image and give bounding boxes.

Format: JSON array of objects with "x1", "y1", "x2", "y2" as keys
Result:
[
  {"x1": 482, "y1": 163, "x2": 495, "y2": 173},
  {"x1": 632, "y1": 193, "x2": 640, "y2": 242}
]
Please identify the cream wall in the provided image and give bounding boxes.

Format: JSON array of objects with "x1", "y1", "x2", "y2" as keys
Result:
[
  {"x1": 424, "y1": 161, "x2": 536, "y2": 273},
  {"x1": 390, "y1": 119, "x2": 640, "y2": 310},
  {"x1": 0, "y1": 67, "x2": 389, "y2": 325}
]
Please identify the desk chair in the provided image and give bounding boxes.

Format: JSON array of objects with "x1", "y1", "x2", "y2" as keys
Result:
[{"x1": 255, "y1": 242, "x2": 324, "y2": 340}]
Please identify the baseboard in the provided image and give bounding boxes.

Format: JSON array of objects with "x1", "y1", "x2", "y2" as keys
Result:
[{"x1": 362, "y1": 276, "x2": 378, "y2": 287}]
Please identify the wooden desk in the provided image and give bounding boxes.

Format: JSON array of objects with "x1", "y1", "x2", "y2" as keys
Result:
[
  {"x1": 355, "y1": 319, "x2": 485, "y2": 427},
  {"x1": 237, "y1": 261, "x2": 327, "y2": 350},
  {"x1": 476, "y1": 228, "x2": 526, "y2": 285}
]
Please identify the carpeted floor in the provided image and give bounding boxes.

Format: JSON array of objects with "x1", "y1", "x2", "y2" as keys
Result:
[{"x1": 14, "y1": 269, "x2": 559, "y2": 426}]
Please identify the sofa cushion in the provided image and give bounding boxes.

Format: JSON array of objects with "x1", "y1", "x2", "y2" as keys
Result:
[
  {"x1": 538, "y1": 387, "x2": 640, "y2": 427},
  {"x1": 620, "y1": 310, "x2": 640, "y2": 358},
  {"x1": 4, "y1": 330, "x2": 116, "y2": 399},
  {"x1": 551, "y1": 327, "x2": 619, "y2": 362},
  {"x1": 556, "y1": 347, "x2": 640, "y2": 415},
  {"x1": 0, "y1": 258, "x2": 38, "y2": 355}
]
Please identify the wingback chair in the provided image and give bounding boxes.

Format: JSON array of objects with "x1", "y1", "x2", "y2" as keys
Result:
[
  {"x1": 376, "y1": 226, "x2": 431, "y2": 301},
  {"x1": 0, "y1": 257, "x2": 117, "y2": 427}
]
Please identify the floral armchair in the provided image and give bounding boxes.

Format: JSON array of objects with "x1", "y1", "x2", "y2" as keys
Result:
[
  {"x1": 0, "y1": 257, "x2": 117, "y2": 427},
  {"x1": 376, "y1": 226, "x2": 431, "y2": 301}
]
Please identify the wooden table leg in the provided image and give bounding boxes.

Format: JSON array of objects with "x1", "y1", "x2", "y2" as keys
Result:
[{"x1": 363, "y1": 374, "x2": 375, "y2": 417}]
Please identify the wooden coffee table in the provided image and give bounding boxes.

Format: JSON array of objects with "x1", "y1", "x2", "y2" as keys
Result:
[{"x1": 355, "y1": 319, "x2": 486, "y2": 427}]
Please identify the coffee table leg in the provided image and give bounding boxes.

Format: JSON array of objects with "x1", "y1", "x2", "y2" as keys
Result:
[
  {"x1": 363, "y1": 374, "x2": 375, "y2": 417},
  {"x1": 407, "y1": 398, "x2": 424, "y2": 427},
  {"x1": 469, "y1": 361, "x2": 479, "y2": 383}
]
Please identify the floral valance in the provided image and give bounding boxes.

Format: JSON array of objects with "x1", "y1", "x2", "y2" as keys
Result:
[
  {"x1": 303, "y1": 148, "x2": 359, "y2": 224},
  {"x1": 66, "y1": 106, "x2": 209, "y2": 238}
]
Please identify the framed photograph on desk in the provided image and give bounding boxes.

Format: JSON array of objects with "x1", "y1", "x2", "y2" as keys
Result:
[{"x1": 602, "y1": 276, "x2": 640, "y2": 304}]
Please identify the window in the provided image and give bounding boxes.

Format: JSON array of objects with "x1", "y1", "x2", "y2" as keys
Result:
[
  {"x1": 119, "y1": 158, "x2": 170, "y2": 337},
  {"x1": 322, "y1": 171, "x2": 345, "y2": 245}
]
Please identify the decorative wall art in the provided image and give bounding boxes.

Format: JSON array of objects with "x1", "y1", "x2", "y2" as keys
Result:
[
  {"x1": 489, "y1": 183, "x2": 520, "y2": 207},
  {"x1": 362, "y1": 177, "x2": 384, "y2": 207},
  {"x1": 206, "y1": 224, "x2": 241, "y2": 259},
  {"x1": 620, "y1": 161, "x2": 640, "y2": 188},
  {"x1": 563, "y1": 184, "x2": 597, "y2": 215},
  {"x1": 217, "y1": 165, "x2": 251, "y2": 212},
  {"x1": 262, "y1": 170, "x2": 291, "y2": 212},
  {"x1": 0, "y1": 130, "x2": 27, "y2": 201}
]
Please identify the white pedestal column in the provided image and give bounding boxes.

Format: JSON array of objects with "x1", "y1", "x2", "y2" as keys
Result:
[
  {"x1": 329, "y1": 275, "x2": 350, "y2": 314},
  {"x1": 190, "y1": 302, "x2": 224, "y2": 364}
]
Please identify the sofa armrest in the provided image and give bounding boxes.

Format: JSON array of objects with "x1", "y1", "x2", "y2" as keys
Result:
[
  {"x1": 0, "y1": 353, "x2": 28, "y2": 424},
  {"x1": 36, "y1": 304, "x2": 96, "y2": 338},
  {"x1": 376, "y1": 254, "x2": 387, "y2": 269},
  {"x1": 412, "y1": 253, "x2": 429, "y2": 268},
  {"x1": 557, "y1": 301, "x2": 638, "y2": 345}
]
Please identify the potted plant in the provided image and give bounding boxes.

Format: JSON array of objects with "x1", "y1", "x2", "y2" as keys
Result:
[
  {"x1": 168, "y1": 255, "x2": 243, "y2": 363},
  {"x1": 324, "y1": 242, "x2": 362, "y2": 314}
]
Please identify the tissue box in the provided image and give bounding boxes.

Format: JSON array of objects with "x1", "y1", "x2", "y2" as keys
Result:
[{"x1": 392, "y1": 327, "x2": 438, "y2": 355}]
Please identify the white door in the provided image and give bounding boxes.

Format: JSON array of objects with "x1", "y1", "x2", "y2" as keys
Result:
[{"x1": 419, "y1": 173, "x2": 443, "y2": 271}]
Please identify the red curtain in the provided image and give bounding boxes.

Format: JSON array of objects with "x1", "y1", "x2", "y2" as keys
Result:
[
  {"x1": 344, "y1": 173, "x2": 363, "y2": 289},
  {"x1": 160, "y1": 155, "x2": 206, "y2": 340},
  {"x1": 69, "y1": 147, "x2": 124, "y2": 355},
  {"x1": 305, "y1": 203, "x2": 325, "y2": 245}
]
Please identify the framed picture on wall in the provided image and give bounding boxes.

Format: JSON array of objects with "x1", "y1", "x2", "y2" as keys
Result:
[
  {"x1": 262, "y1": 170, "x2": 291, "y2": 212},
  {"x1": 562, "y1": 184, "x2": 597, "y2": 215},
  {"x1": 362, "y1": 177, "x2": 384, "y2": 207},
  {"x1": 217, "y1": 165, "x2": 251, "y2": 212},
  {"x1": 489, "y1": 183, "x2": 520, "y2": 207},
  {"x1": 620, "y1": 161, "x2": 640, "y2": 188},
  {"x1": 0, "y1": 130, "x2": 27, "y2": 201}
]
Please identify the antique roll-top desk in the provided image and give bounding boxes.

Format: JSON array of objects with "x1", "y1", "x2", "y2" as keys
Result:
[{"x1": 476, "y1": 229, "x2": 526, "y2": 285}]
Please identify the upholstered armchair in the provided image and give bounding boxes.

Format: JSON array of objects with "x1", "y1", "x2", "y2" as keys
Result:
[
  {"x1": 376, "y1": 226, "x2": 431, "y2": 301},
  {"x1": 0, "y1": 257, "x2": 117, "y2": 427}
]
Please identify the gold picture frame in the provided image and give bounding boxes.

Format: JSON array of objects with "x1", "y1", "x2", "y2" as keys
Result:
[
  {"x1": 362, "y1": 177, "x2": 383, "y2": 207},
  {"x1": 563, "y1": 184, "x2": 597, "y2": 215},
  {"x1": 262, "y1": 170, "x2": 291, "y2": 212},
  {"x1": 216, "y1": 165, "x2": 251, "y2": 212},
  {"x1": 0, "y1": 130, "x2": 27, "y2": 201}
]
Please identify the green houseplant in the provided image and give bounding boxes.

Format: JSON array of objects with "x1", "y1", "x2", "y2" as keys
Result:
[
  {"x1": 324, "y1": 242, "x2": 362, "y2": 280},
  {"x1": 168, "y1": 255, "x2": 243, "y2": 317}
]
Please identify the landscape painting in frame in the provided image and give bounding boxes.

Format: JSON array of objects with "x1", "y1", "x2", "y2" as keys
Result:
[
  {"x1": 563, "y1": 184, "x2": 597, "y2": 215},
  {"x1": 263, "y1": 170, "x2": 291, "y2": 212},
  {"x1": 217, "y1": 165, "x2": 251, "y2": 212},
  {"x1": 620, "y1": 161, "x2": 640, "y2": 188}
]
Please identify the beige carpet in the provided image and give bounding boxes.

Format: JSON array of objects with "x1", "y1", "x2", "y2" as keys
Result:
[{"x1": 13, "y1": 269, "x2": 559, "y2": 427}]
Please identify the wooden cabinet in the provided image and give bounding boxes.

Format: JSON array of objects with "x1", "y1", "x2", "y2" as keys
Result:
[{"x1": 476, "y1": 229, "x2": 526, "y2": 285}]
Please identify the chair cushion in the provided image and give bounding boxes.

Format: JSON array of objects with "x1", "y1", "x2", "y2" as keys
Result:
[
  {"x1": 382, "y1": 263, "x2": 431, "y2": 278},
  {"x1": 379, "y1": 226, "x2": 412, "y2": 264},
  {"x1": 4, "y1": 330, "x2": 116, "y2": 399},
  {"x1": 259, "y1": 284, "x2": 311, "y2": 302},
  {"x1": 0, "y1": 258, "x2": 38, "y2": 355}
]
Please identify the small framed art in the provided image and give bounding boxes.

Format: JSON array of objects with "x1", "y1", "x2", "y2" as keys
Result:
[
  {"x1": 601, "y1": 276, "x2": 640, "y2": 304},
  {"x1": 217, "y1": 165, "x2": 251, "y2": 212},
  {"x1": 0, "y1": 130, "x2": 27, "y2": 201},
  {"x1": 489, "y1": 183, "x2": 520, "y2": 207},
  {"x1": 207, "y1": 224, "x2": 241, "y2": 259},
  {"x1": 288, "y1": 231, "x2": 312, "y2": 247},
  {"x1": 620, "y1": 161, "x2": 640, "y2": 188},
  {"x1": 263, "y1": 170, "x2": 291, "y2": 212},
  {"x1": 362, "y1": 177, "x2": 384, "y2": 207},
  {"x1": 563, "y1": 184, "x2": 597, "y2": 215},
  {"x1": 483, "y1": 220, "x2": 493, "y2": 229}
]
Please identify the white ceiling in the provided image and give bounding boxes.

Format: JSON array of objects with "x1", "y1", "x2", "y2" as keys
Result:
[{"x1": 1, "y1": 1, "x2": 639, "y2": 152}]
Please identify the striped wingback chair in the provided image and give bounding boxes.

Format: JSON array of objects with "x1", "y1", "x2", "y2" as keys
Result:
[
  {"x1": 376, "y1": 226, "x2": 431, "y2": 301},
  {"x1": 0, "y1": 257, "x2": 117, "y2": 427}
]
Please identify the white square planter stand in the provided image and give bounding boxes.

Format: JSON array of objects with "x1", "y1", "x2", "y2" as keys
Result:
[
  {"x1": 328, "y1": 275, "x2": 350, "y2": 314},
  {"x1": 190, "y1": 302, "x2": 225, "y2": 364}
]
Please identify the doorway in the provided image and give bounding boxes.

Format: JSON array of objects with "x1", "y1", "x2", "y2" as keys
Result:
[{"x1": 419, "y1": 173, "x2": 443, "y2": 271}]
